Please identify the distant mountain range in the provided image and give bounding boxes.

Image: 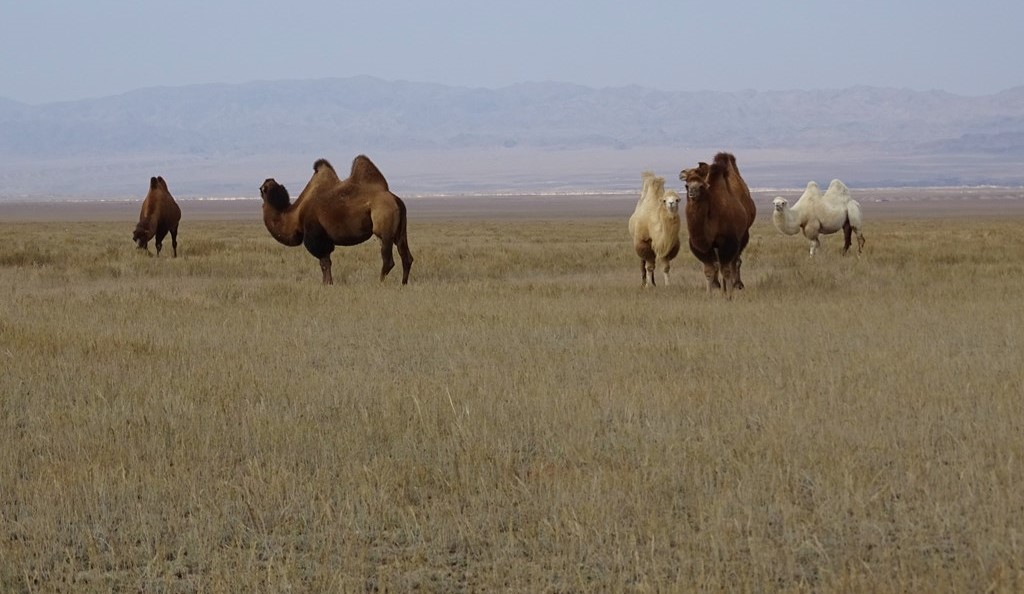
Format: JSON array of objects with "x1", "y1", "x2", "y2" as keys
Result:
[{"x1": 2, "y1": 76, "x2": 1023, "y2": 199}]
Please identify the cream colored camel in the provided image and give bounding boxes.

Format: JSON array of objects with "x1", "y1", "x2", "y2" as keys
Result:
[
  {"x1": 628, "y1": 171, "x2": 681, "y2": 287},
  {"x1": 772, "y1": 179, "x2": 865, "y2": 257}
]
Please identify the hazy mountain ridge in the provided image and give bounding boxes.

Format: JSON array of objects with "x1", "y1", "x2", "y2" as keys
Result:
[
  {"x1": 2, "y1": 78, "x2": 1024, "y2": 198},
  {"x1": 3, "y1": 77, "x2": 1024, "y2": 157}
]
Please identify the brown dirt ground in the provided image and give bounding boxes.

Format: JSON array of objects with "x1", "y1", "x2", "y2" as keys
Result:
[{"x1": 1, "y1": 187, "x2": 1023, "y2": 222}]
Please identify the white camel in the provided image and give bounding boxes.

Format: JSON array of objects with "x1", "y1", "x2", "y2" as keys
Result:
[
  {"x1": 772, "y1": 179, "x2": 866, "y2": 257},
  {"x1": 628, "y1": 171, "x2": 682, "y2": 287}
]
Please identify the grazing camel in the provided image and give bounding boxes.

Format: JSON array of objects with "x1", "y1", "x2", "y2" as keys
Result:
[
  {"x1": 260, "y1": 155, "x2": 413, "y2": 285},
  {"x1": 628, "y1": 171, "x2": 681, "y2": 287},
  {"x1": 679, "y1": 152, "x2": 756, "y2": 298},
  {"x1": 132, "y1": 176, "x2": 181, "y2": 257},
  {"x1": 772, "y1": 179, "x2": 866, "y2": 257}
]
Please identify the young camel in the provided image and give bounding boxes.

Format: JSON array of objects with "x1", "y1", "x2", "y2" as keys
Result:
[{"x1": 628, "y1": 171, "x2": 682, "y2": 287}]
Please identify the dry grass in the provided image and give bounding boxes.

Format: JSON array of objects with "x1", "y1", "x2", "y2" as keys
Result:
[{"x1": 1, "y1": 213, "x2": 1023, "y2": 593}]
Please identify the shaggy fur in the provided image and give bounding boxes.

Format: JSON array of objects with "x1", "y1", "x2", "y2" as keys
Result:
[
  {"x1": 772, "y1": 179, "x2": 866, "y2": 257},
  {"x1": 628, "y1": 171, "x2": 681, "y2": 287},
  {"x1": 679, "y1": 152, "x2": 756, "y2": 298},
  {"x1": 260, "y1": 155, "x2": 413, "y2": 285},
  {"x1": 132, "y1": 176, "x2": 181, "y2": 257}
]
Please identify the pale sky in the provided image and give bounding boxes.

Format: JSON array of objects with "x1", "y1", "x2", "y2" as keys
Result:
[{"x1": 1, "y1": 0, "x2": 1022, "y2": 104}]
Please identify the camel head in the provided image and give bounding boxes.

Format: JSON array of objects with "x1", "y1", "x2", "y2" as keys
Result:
[
  {"x1": 260, "y1": 178, "x2": 291, "y2": 211},
  {"x1": 662, "y1": 190, "x2": 681, "y2": 213},
  {"x1": 131, "y1": 222, "x2": 150, "y2": 248},
  {"x1": 680, "y1": 162, "x2": 711, "y2": 202},
  {"x1": 772, "y1": 197, "x2": 789, "y2": 213}
]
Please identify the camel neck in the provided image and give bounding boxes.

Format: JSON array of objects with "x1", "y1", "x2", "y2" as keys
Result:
[
  {"x1": 772, "y1": 208, "x2": 802, "y2": 235},
  {"x1": 263, "y1": 204, "x2": 303, "y2": 247}
]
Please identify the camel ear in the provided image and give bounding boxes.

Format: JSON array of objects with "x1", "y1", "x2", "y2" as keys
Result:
[{"x1": 150, "y1": 177, "x2": 159, "y2": 190}]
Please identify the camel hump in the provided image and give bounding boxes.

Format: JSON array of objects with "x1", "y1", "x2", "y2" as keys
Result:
[
  {"x1": 827, "y1": 178, "x2": 850, "y2": 196},
  {"x1": 712, "y1": 152, "x2": 736, "y2": 170},
  {"x1": 349, "y1": 154, "x2": 389, "y2": 189},
  {"x1": 708, "y1": 159, "x2": 728, "y2": 180},
  {"x1": 711, "y1": 152, "x2": 744, "y2": 181},
  {"x1": 149, "y1": 176, "x2": 170, "y2": 192},
  {"x1": 640, "y1": 171, "x2": 665, "y2": 201},
  {"x1": 308, "y1": 158, "x2": 342, "y2": 186}
]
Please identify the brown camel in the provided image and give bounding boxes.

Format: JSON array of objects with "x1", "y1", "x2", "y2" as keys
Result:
[
  {"x1": 679, "y1": 152, "x2": 756, "y2": 297},
  {"x1": 132, "y1": 176, "x2": 181, "y2": 257},
  {"x1": 259, "y1": 155, "x2": 413, "y2": 285}
]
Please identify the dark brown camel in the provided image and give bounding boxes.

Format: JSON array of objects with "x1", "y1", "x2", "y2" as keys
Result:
[
  {"x1": 132, "y1": 176, "x2": 181, "y2": 257},
  {"x1": 259, "y1": 155, "x2": 413, "y2": 285},
  {"x1": 679, "y1": 152, "x2": 756, "y2": 298}
]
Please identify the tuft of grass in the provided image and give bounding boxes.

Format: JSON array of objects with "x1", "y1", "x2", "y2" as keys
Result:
[{"x1": 1, "y1": 216, "x2": 1023, "y2": 592}]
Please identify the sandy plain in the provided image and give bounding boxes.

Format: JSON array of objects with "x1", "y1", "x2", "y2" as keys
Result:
[{"x1": 0, "y1": 186, "x2": 1022, "y2": 223}]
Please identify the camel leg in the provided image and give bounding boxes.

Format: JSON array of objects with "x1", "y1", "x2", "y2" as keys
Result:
[
  {"x1": 721, "y1": 262, "x2": 735, "y2": 299},
  {"x1": 660, "y1": 259, "x2": 670, "y2": 287},
  {"x1": 703, "y1": 262, "x2": 719, "y2": 293},
  {"x1": 154, "y1": 229, "x2": 165, "y2": 257},
  {"x1": 397, "y1": 236, "x2": 414, "y2": 285},
  {"x1": 171, "y1": 228, "x2": 178, "y2": 258},
  {"x1": 856, "y1": 231, "x2": 866, "y2": 256},
  {"x1": 639, "y1": 259, "x2": 649, "y2": 288},
  {"x1": 378, "y1": 237, "x2": 396, "y2": 282},
  {"x1": 808, "y1": 237, "x2": 821, "y2": 257},
  {"x1": 734, "y1": 231, "x2": 749, "y2": 289},
  {"x1": 319, "y1": 256, "x2": 333, "y2": 285},
  {"x1": 646, "y1": 260, "x2": 656, "y2": 287},
  {"x1": 842, "y1": 221, "x2": 853, "y2": 256}
]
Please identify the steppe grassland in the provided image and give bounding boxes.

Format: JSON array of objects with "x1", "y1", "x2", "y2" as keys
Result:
[{"x1": 1, "y1": 214, "x2": 1023, "y2": 592}]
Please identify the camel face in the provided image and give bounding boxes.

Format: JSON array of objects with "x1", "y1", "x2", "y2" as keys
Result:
[
  {"x1": 132, "y1": 223, "x2": 148, "y2": 248},
  {"x1": 259, "y1": 178, "x2": 292, "y2": 211},
  {"x1": 259, "y1": 179, "x2": 277, "y2": 202},
  {"x1": 683, "y1": 178, "x2": 706, "y2": 202},
  {"x1": 680, "y1": 165, "x2": 710, "y2": 202},
  {"x1": 773, "y1": 197, "x2": 788, "y2": 213},
  {"x1": 662, "y1": 191, "x2": 681, "y2": 213}
]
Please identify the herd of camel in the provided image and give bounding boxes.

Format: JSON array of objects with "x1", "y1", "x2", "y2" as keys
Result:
[
  {"x1": 630, "y1": 152, "x2": 866, "y2": 297},
  {"x1": 131, "y1": 152, "x2": 864, "y2": 294}
]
